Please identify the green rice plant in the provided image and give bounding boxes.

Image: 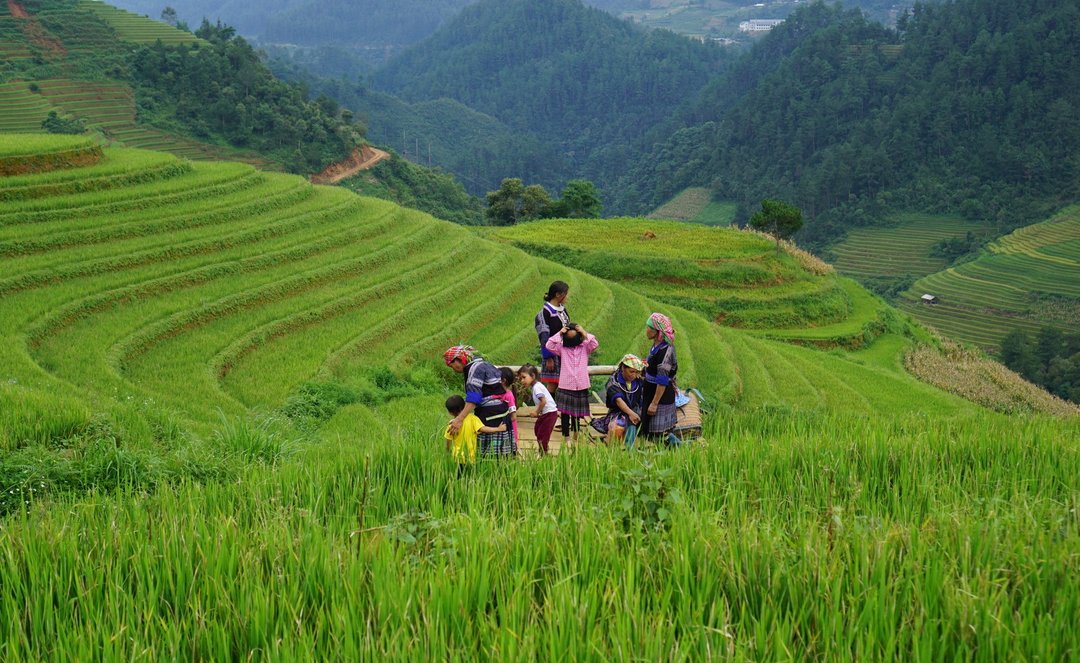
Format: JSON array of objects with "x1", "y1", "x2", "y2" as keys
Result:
[
  {"x1": 0, "y1": 381, "x2": 91, "y2": 451},
  {"x1": 0, "y1": 147, "x2": 184, "y2": 192},
  {"x1": 212, "y1": 414, "x2": 294, "y2": 465}
]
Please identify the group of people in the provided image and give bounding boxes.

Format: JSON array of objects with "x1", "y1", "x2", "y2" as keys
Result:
[{"x1": 443, "y1": 280, "x2": 679, "y2": 465}]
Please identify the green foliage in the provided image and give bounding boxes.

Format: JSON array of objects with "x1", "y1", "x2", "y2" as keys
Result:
[
  {"x1": 280, "y1": 381, "x2": 359, "y2": 431},
  {"x1": 40, "y1": 110, "x2": 86, "y2": 135},
  {"x1": 552, "y1": 179, "x2": 602, "y2": 218},
  {"x1": 612, "y1": 461, "x2": 679, "y2": 538},
  {"x1": 619, "y1": 0, "x2": 1080, "y2": 242},
  {"x1": 376, "y1": 0, "x2": 727, "y2": 196},
  {"x1": 212, "y1": 414, "x2": 293, "y2": 464},
  {"x1": 128, "y1": 22, "x2": 362, "y2": 173},
  {"x1": 929, "y1": 231, "x2": 983, "y2": 262},
  {"x1": 383, "y1": 511, "x2": 456, "y2": 566},
  {"x1": 340, "y1": 152, "x2": 484, "y2": 225},
  {"x1": 485, "y1": 177, "x2": 553, "y2": 226},
  {"x1": 749, "y1": 198, "x2": 803, "y2": 250},
  {"x1": 1000, "y1": 328, "x2": 1080, "y2": 404}
]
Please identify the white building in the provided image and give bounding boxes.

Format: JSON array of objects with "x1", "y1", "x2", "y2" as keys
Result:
[{"x1": 739, "y1": 19, "x2": 784, "y2": 32}]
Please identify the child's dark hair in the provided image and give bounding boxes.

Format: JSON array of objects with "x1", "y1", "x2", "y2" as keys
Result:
[
  {"x1": 544, "y1": 280, "x2": 569, "y2": 302},
  {"x1": 499, "y1": 366, "x2": 515, "y2": 387},
  {"x1": 562, "y1": 321, "x2": 584, "y2": 347},
  {"x1": 517, "y1": 364, "x2": 540, "y2": 380},
  {"x1": 445, "y1": 394, "x2": 465, "y2": 416}
]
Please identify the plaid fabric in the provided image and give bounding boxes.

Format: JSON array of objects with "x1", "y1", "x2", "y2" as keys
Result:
[
  {"x1": 556, "y1": 388, "x2": 591, "y2": 417},
  {"x1": 479, "y1": 429, "x2": 515, "y2": 457},
  {"x1": 540, "y1": 355, "x2": 561, "y2": 384},
  {"x1": 646, "y1": 403, "x2": 678, "y2": 434}
]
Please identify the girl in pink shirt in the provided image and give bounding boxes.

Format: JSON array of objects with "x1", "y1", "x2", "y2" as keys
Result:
[{"x1": 544, "y1": 322, "x2": 599, "y2": 442}]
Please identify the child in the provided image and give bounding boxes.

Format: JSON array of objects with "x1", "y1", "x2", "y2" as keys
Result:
[
  {"x1": 491, "y1": 366, "x2": 519, "y2": 454},
  {"x1": 518, "y1": 364, "x2": 558, "y2": 455},
  {"x1": 444, "y1": 395, "x2": 507, "y2": 468},
  {"x1": 544, "y1": 322, "x2": 599, "y2": 444}
]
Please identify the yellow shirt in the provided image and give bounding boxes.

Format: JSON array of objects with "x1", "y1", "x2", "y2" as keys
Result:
[{"x1": 444, "y1": 413, "x2": 482, "y2": 464}]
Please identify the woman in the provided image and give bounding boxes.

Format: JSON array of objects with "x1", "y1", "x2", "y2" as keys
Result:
[
  {"x1": 534, "y1": 280, "x2": 571, "y2": 432},
  {"x1": 639, "y1": 313, "x2": 679, "y2": 441},
  {"x1": 590, "y1": 354, "x2": 645, "y2": 444},
  {"x1": 443, "y1": 345, "x2": 514, "y2": 456}
]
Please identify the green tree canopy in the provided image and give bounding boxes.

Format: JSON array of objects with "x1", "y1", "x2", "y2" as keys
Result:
[
  {"x1": 749, "y1": 199, "x2": 803, "y2": 253},
  {"x1": 554, "y1": 179, "x2": 602, "y2": 218}
]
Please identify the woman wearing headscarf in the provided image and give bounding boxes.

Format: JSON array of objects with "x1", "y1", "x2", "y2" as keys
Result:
[
  {"x1": 639, "y1": 313, "x2": 679, "y2": 440},
  {"x1": 590, "y1": 353, "x2": 645, "y2": 444},
  {"x1": 443, "y1": 345, "x2": 514, "y2": 456}
]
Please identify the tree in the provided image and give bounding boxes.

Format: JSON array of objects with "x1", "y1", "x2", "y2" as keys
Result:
[
  {"x1": 486, "y1": 178, "x2": 525, "y2": 226},
  {"x1": 999, "y1": 329, "x2": 1040, "y2": 383},
  {"x1": 486, "y1": 178, "x2": 554, "y2": 225},
  {"x1": 521, "y1": 184, "x2": 553, "y2": 221},
  {"x1": 161, "y1": 6, "x2": 178, "y2": 27},
  {"x1": 555, "y1": 179, "x2": 602, "y2": 218},
  {"x1": 749, "y1": 199, "x2": 803, "y2": 254}
]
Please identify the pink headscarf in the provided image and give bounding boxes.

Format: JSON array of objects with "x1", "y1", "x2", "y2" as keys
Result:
[{"x1": 646, "y1": 313, "x2": 675, "y2": 344}]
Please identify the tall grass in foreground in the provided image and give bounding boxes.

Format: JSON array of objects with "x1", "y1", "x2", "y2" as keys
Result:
[{"x1": 0, "y1": 411, "x2": 1077, "y2": 661}]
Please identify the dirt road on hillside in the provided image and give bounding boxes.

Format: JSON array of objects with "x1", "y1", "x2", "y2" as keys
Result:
[{"x1": 310, "y1": 145, "x2": 390, "y2": 185}]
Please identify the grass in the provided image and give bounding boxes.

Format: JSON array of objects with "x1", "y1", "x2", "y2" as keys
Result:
[
  {"x1": 648, "y1": 187, "x2": 737, "y2": 226},
  {"x1": 493, "y1": 218, "x2": 887, "y2": 343},
  {"x1": 1, "y1": 410, "x2": 1078, "y2": 659},
  {"x1": 899, "y1": 206, "x2": 1080, "y2": 351},
  {"x1": 0, "y1": 135, "x2": 1076, "y2": 659}
]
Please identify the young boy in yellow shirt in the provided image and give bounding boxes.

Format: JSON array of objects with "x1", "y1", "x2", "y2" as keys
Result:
[{"x1": 444, "y1": 395, "x2": 507, "y2": 468}]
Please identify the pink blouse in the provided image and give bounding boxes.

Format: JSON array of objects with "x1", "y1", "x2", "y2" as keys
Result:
[{"x1": 544, "y1": 332, "x2": 599, "y2": 391}]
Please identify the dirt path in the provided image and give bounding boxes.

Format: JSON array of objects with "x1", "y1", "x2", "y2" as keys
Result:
[
  {"x1": 7, "y1": 0, "x2": 28, "y2": 17},
  {"x1": 310, "y1": 145, "x2": 390, "y2": 185},
  {"x1": 9, "y1": 0, "x2": 67, "y2": 57}
]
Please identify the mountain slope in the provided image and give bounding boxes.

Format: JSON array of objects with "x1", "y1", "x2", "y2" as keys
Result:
[
  {"x1": 619, "y1": 0, "x2": 1080, "y2": 241},
  {"x1": 375, "y1": 0, "x2": 727, "y2": 193}
]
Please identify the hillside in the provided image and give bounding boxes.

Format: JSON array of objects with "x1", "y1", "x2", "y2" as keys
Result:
[
  {"x1": 0, "y1": 0, "x2": 359, "y2": 172},
  {"x1": 1, "y1": 136, "x2": 995, "y2": 431},
  {"x1": 2, "y1": 135, "x2": 1078, "y2": 659},
  {"x1": 374, "y1": 0, "x2": 727, "y2": 194},
  {"x1": 276, "y1": 72, "x2": 569, "y2": 195},
  {"x1": 619, "y1": 0, "x2": 1080, "y2": 242},
  {"x1": 492, "y1": 218, "x2": 886, "y2": 342},
  {"x1": 899, "y1": 206, "x2": 1080, "y2": 351}
]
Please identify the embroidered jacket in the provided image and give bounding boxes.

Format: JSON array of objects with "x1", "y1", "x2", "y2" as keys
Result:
[{"x1": 535, "y1": 303, "x2": 570, "y2": 360}]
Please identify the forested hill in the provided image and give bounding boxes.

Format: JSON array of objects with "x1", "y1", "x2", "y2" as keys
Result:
[
  {"x1": 619, "y1": 0, "x2": 1080, "y2": 246},
  {"x1": 373, "y1": 0, "x2": 728, "y2": 195}
]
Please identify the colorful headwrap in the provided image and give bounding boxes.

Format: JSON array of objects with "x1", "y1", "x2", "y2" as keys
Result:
[
  {"x1": 443, "y1": 345, "x2": 477, "y2": 367},
  {"x1": 619, "y1": 353, "x2": 646, "y2": 372},
  {"x1": 646, "y1": 313, "x2": 676, "y2": 344}
]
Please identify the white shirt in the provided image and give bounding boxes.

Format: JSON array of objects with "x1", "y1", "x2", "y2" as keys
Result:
[{"x1": 532, "y1": 382, "x2": 558, "y2": 415}]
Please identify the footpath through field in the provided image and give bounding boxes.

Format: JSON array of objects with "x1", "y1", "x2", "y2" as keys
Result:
[{"x1": 311, "y1": 145, "x2": 390, "y2": 185}]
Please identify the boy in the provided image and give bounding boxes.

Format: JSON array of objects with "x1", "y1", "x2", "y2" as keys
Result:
[{"x1": 444, "y1": 394, "x2": 508, "y2": 467}]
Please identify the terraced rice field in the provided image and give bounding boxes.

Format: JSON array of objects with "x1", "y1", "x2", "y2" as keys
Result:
[
  {"x1": 900, "y1": 206, "x2": 1080, "y2": 350},
  {"x1": 0, "y1": 78, "x2": 275, "y2": 167},
  {"x1": 0, "y1": 10, "x2": 34, "y2": 60},
  {"x1": 829, "y1": 214, "x2": 988, "y2": 279},
  {"x1": 0, "y1": 136, "x2": 974, "y2": 439},
  {"x1": 77, "y1": 0, "x2": 200, "y2": 45},
  {"x1": 0, "y1": 84, "x2": 57, "y2": 133},
  {"x1": 4, "y1": 136, "x2": 1078, "y2": 660},
  {"x1": 648, "y1": 187, "x2": 737, "y2": 226},
  {"x1": 493, "y1": 218, "x2": 889, "y2": 346}
]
